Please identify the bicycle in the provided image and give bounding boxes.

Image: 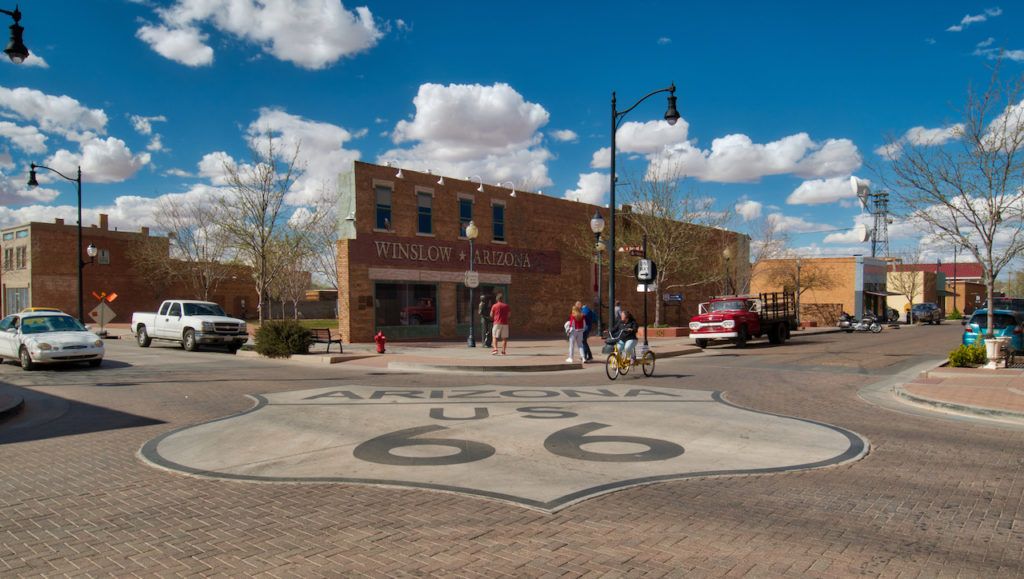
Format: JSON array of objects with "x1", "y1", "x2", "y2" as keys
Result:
[{"x1": 605, "y1": 340, "x2": 656, "y2": 380}]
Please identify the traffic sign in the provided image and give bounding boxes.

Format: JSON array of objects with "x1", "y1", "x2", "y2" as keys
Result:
[
  {"x1": 628, "y1": 249, "x2": 645, "y2": 257},
  {"x1": 637, "y1": 259, "x2": 653, "y2": 282},
  {"x1": 636, "y1": 283, "x2": 658, "y2": 293},
  {"x1": 89, "y1": 302, "x2": 117, "y2": 326},
  {"x1": 464, "y1": 270, "x2": 480, "y2": 288}
]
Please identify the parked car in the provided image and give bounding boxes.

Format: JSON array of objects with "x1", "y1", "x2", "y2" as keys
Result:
[
  {"x1": 961, "y1": 309, "x2": 1024, "y2": 353},
  {"x1": 19, "y1": 307, "x2": 63, "y2": 313},
  {"x1": 0, "y1": 311, "x2": 104, "y2": 370},
  {"x1": 911, "y1": 302, "x2": 943, "y2": 324},
  {"x1": 132, "y1": 300, "x2": 248, "y2": 352}
]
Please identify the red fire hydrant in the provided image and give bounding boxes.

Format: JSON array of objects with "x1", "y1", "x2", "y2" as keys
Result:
[{"x1": 374, "y1": 331, "x2": 387, "y2": 354}]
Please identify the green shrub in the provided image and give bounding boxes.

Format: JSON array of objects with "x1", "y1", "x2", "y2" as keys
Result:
[
  {"x1": 948, "y1": 342, "x2": 987, "y2": 367},
  {"x1": 947, "y1": 308, "x2": 963, "y2": 320},
  {"x1": 255, "y1": 320, "x2": 313, "y2": 358}
]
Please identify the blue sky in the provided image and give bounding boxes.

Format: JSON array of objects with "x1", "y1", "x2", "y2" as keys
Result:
[{"x1": 1, "y1": 0, "x2": 1020, "y2": 259}]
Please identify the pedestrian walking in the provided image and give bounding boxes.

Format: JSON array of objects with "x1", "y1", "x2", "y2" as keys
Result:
[
  {"x1": 614, "y1": 300, "x2": 623, "y2": 323},
  {"x1": 566, "y1": 304, "x2": 587, "y2": 364},
  {"x1": 580, "y1": 302, "x2": 596, "y2": 362},
  {"x1": 490, "y1": 293, "x2": 510, "y2": 355},
  {"x1": 478, "y1": 295, "x2": 492, "y2": 348}
]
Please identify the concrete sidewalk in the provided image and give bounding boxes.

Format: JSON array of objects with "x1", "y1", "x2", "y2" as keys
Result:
[{"x1": 895, "y1": 365, "x2": 1024, "y2": 423}]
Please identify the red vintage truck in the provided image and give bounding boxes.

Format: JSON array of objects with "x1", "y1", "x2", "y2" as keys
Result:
[{"x1": 688, "y1": 292, "x2": 798, "y2": 348}]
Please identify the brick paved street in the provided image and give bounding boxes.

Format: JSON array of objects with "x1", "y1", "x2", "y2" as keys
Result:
[{"x1": 1, "y1": 325, "x2": 1022, "y2": 576}]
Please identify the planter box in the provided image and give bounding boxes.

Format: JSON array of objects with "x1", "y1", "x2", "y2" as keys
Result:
[{"x1": 637, "y1": 327, "x2": 689, "y2": 338}]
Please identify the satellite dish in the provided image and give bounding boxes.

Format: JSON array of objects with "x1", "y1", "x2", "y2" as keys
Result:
[
  {"x1": 850, "y1": 176, "x2": 871, "y2": 209},
  {"x1": 854, "y1": 223, "x2": 871, "y2": 243}
]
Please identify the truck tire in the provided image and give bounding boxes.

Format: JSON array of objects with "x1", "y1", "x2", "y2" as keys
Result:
[
  {"x1": 183, "y1": 329, "x2": 198, "y2": 352},
  {"x1": 695, "y1": 338, "x2": 709, "y2": 349},
  {"x1": 735, "y1": 326, "x2": 748, "y2": 348},
  {"x1": 136, "y1": 326, "x2": 152, "y2": 347}
]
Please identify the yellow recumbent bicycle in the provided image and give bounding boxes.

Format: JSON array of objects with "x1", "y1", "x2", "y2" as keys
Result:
[{"x1": 605, "y1": 340, "x2": 656, "y2": 380}]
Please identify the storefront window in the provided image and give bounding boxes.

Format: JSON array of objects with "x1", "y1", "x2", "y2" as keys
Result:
[
  {"x1": 417, "y1": 192, "x2": 432, "y2": 234},
  {"x1": 375, "y1": 283, "x2": 438, "y2": 327},
  {"x1": 375, "y1": 185, "x2": 392, "y2": 230},
  {"x1": 459, "y1": 198, "x2": 472, "y2": 237}
]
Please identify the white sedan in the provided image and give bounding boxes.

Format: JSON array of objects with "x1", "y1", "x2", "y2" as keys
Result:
[{"x1": 0, "y1": 312, "x2": 104, "y2": 370}]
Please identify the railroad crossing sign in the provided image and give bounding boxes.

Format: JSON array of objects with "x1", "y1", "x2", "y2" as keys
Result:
[
  {"x1": 141, "y1": 385, "x2": 868, "y2": 512},
  {"x1": 89, "y1": 302, "x2": 117, "y2": 326}
]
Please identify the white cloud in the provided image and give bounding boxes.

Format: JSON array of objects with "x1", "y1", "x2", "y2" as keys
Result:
[
  {"x1": 874, "y1": 142, "x2": 901, "y2": 160},
  {"x1": 0, "y1": 86, "x2": 108, "y2": 139},
  {"x1": 735, "y1": 199, "x2": 763, "y2": 221},
  {"x1": 766, "y1": 212, "x2": 829, "y2": 233},
  {"x1": 163, "y1": 167, "x2": 194, "y2": 178},
  {"x1": 197, "y1": 151, "x2": 235, "y2": 185},
  {"x1": 381, "y1": 82, "x2": 553, "y2": 187},
  {"x1": 657, "y1": 37, "x2": 672, "y2": 45},
  {"x1": 591, "y1": 147, "x2": 610, "y2": 169},
  {"x1": 44, "y1": 137, "x2": 151, "y2": 183},
  {"x1": 6, "y1": 53, "x2": 48, "y2": 68},
  {"x1": 139, "y1": 0, "x2": 384, "y2": 70},
  {"x1": 136, "y1": 24, "x2": 214, "y2": 67},
  {"x1": 0, "y1": 121, "x2": 47, "y2": 153},
  {"x1": 550, "y1": 129, "x2": 578, "y2": 142},
  {"x1": 977, "y1": 37, "x2": 996, "y2": 48},
  {"x1": 875, "y1": 123, "x2": 964, "y2": 159},
  {"x1": 946, "y1": 7, "x2": 1001, "y2": 32},
  {"x1": 0, "y1": 171, "x2": 59, "y2": 206},
  {"x1": 130, "y1": 114, "x2": 167, "y2": 135},
  {"x1": 147, "y1": 135, "x2": 165, "y2": 152},
  {"x1": 247, "y1": 107, "x2": 362, "y2": 204},
  {"x1": 564, "y1": 172, "x2": 609, "y2": 204},
  {"x1": 647, "y1": 132, "x2": 861, "y2": 183},
  {"x1": 616, "y1": 119, "x2": 690, "y2": 154},
  {"x1": 787, "y1": 176, "x2": 859, "y2": 205}
]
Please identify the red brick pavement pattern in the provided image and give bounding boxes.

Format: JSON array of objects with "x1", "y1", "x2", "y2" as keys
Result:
[{"x1": 2, "y1": 350, "x2": 1024, "y2": 575}]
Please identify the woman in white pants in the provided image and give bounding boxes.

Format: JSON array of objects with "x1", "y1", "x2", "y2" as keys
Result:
[{"x1": 566, "y1": 305, "x2": 587, "y2": 364}]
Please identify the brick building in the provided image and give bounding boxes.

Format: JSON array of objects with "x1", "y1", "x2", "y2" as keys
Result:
[
  {"x1": 0, "y1": 215, "x2": 257, "y2": 322},
  {"x1": 891, "y1": 262, "x2": 985, "y2": 315},
  {"x1": 335, "y1": 161, "x2": 747, "y2": 342},
  {"x1": 751, "y1": 256, "x2": 890, "y2": 326}
]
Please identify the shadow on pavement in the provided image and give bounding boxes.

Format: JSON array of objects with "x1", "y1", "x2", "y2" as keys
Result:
[{"x1": 0, "y1": 384, "x2": 164, "y2": 445}]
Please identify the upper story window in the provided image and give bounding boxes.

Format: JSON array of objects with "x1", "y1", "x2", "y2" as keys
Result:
[
  {"x1": 15, "y1": 246, "x2": 26, "y2": 269},
  {"x1": 417, "y1": 192, "x2": 432, "y2": 235},
  {"x1": 2, "y1": 232, "x2": 13, "y2": 241},
  {"x1": 15, "y1": 230, "x2": 27, "y2": 239},
  {"x1": 492, "y1": 203, "x2": 506, "y2": 242},
  {"x1": 375, "y1": 185, "x2": 392, "y2": 230},
  {"x1": 2, "y1": 247, "x2": 12, "y2": 271},
  {"x1": 459, "y1": 198, "x2": 473, "y2": 237}
]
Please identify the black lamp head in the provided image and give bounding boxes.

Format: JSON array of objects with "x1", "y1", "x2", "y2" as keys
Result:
[
  {"x1": 664, "y1": 89, "x2": 680, "y2": 126},
  {"x1": 3, "y1": 7, "x2": 28, "y2": 64},
  {"x1": 26, "y1": 163, "x2": 38, "y2": 188}
]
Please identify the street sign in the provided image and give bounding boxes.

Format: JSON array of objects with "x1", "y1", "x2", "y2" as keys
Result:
[
  {"x1": 664, "y1": 292, "x2": 684, "y2": 303},
  {"x1": 637, "y1": 259, "x2": 653, "y2": 282},
  {"x1": 636, "y1": 283, "x2": 658, "y2": 293},
  {"x1": 89, "y1": 302, "x2": 116, "y2": 326},
  {"x1": 628, "y1": 249, "x2": 645, "y2": 257},
  {"x1": 464, "y1": 270, "x2": 480, "y2": 288},
  {"x1": 618, "y1": 245, "x2": 642, "y2": 253}
]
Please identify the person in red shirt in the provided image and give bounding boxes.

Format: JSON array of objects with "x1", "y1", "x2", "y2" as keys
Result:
[{"x1": 489, "y1": 293, "x2": 511, "y2": 355}]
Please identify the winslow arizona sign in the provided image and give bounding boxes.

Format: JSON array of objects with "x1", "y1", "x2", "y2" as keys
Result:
[
  {"x1": 142, "y1": 386, "x2": 868, "y2": 512},
  {"x1": 347, "y1": 235, "x2": 562, "y2": 275}
]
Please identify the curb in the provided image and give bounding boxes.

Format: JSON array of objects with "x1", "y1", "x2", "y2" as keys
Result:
[{"x1": 893, "y1": 386, "x2": 1024, "y2": 422}]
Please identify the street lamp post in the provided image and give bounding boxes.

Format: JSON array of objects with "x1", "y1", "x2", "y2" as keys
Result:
[
  {"x1": 608, "y1": 83, "x2": 680, "y2": 332},
  {"x1": 466, "y1": 220, "x2": 479, "y2": 347},
  {"x1": 590, "y1": 211, "x2": 605, "y2": 335},
  {"x1": 1, "y1": 5, "x2": 29, "y2": 63},
  {"x1": 27, "y1": 163, "x2": 90, "y2": 323}
]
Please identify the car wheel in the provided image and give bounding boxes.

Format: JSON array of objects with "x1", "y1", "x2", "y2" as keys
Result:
[
  {"x1": 410, "y1": 315, "x2": 422, "y2": 326},
  {"x1": 19, "y1": 347, "x2": 35, "y2": 371},
  {"x1": 183, "y1": 329, "x2": 198, "y2": 352},
  {"x1": 695, "y1": 338, "x2": 709, "y2": 349},
  {"x1": 137, "y1": 326, "x2": 151, "y2": 347},
  {"x1": 88, "y1": 359, "x2": 102, "y2": 368}
]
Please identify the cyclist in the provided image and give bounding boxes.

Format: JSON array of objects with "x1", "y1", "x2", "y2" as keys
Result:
[{"x1": 610, "y1": 310, "x2": 639, "y2": 365}]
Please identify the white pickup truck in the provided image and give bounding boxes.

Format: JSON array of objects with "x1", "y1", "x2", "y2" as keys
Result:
[{"x1": 132, "y1": 300, "x2": 248, "y2": 352}]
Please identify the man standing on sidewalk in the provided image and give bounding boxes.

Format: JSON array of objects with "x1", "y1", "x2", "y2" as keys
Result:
[
  {"x1": 490, "y1": 293, "x2": 510, "y2": 355},
  {"x1": 580, "y1": 302, "x2": 595, "y2": 362},
  {"x1": 478, "y1": 295, "x2": 492, "y2": 348}
]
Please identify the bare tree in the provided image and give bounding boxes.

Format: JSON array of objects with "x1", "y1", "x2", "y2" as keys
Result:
[
  {"x1": 126, "y1": 235, "x2": 176, "y2": 301},
  {"x1": 887, "y1": 250, "x2": 926, "y2": 322},
  {"x1": 618, "y1": 169, "x2": 735, "y2": 325},
  {"x1": 763, "y1": 255, "x2": 838, "y2": 302},
  {"x1": 303, "y1": 187, "x2": 340, "y2": 292},
  {"x1": 153, "y1": 197, "x2": 234, "y2": 301},
  {"x1": 744, "y1": 214, "x2": 790, "y2": 291},
  {"x1": 267, "y1": 236, "x2": 313, "y2": 319},
  {"x1": 215, "y1": 135, "x2": 319, "y2": 323},
  {"x1": 884, "y1": 69, "x2": 1024, "y2": 336}
]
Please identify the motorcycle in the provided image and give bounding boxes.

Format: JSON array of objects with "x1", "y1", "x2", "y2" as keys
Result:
[{"x1": 838, "y1": 311, "x2": 882, "y2": 333}]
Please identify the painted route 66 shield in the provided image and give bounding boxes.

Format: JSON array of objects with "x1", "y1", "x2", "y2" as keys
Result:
[{"x1": 142, "y1": 386, "x2": 867, "y2": 512}]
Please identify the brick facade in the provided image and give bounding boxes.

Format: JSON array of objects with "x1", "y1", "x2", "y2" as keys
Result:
[
  {"x1": 0, "y1": 216, "x2": 257, "y2": 322},
  {"x1": 337, "y1": 161, "x2": 747, "y2": 342}
]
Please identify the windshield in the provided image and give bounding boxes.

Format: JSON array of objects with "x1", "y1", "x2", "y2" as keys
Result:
[
  {"x1": 969, "y1": 313, "x2": 1018, "y2": 330},
  {"x1": 183, "y1": 303, "x2": 226, "y2": 316},
  {"x1": 20, "y1": 315, "x2": 87, "y2": 334},
  {"x1": 710, "y1": 300, "x2": 748, "y2": 312}
]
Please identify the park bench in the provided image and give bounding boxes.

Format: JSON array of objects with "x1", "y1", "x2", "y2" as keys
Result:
[{"x1": 310, "y1": 328, "x2": 343, "y2": 353}]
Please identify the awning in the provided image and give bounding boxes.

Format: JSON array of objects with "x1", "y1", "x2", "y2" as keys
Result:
[{"x1": 864, "y1": 290, "x2": 902, "y2": 296}]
